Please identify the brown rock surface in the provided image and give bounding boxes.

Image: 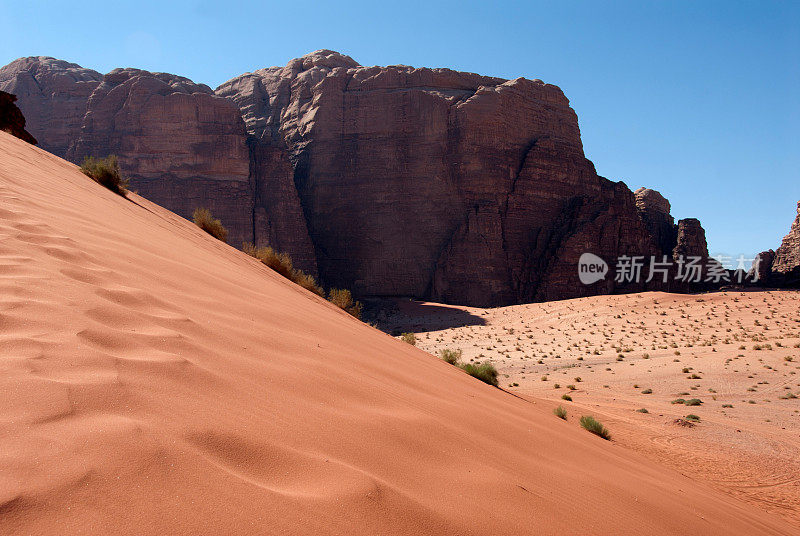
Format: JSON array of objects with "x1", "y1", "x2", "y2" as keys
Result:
[
  {"x1": 219, "y1": 50, "x2": 700, "y2": 306},
  {"x1": 773, "y1": 201, "x2": 800, "y2": 275},
  {"x1": 0, "y1": 91, "x2": 37, "y2": 144},
  {"x1": 0, "y1": 57, "x2": 101, "y2": 156},
  {"x1": 758, "y1": 201, "x2": 800, "y2": 287},
  {"x1": 4, "y1": 51, "x2": 713, "y2": 305},
  {"x1": 65, "y1": 68, "x2": 253, "y2": 248},
  {"x1": 634, "y1": 187, "x2": 677, "y2": 256}
]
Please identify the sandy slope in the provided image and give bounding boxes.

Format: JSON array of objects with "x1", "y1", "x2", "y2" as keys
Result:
[
  {"x1": 383, "y1": 291, "x2": 800, "y2": 527},
  {"x1": 0, "y1": 130, "x2": 795, "y2": 535}
]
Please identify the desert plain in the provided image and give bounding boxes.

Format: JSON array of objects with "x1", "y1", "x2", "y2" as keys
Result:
[{"x1": 382, "y1": 289, "x2": 800, "y2": 525}]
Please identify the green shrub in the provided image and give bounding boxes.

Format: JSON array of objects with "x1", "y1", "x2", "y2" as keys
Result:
[
  {"x1": 80, "y1": 155, "x2": 128, "y2": 195},
  {"x1": 440, "y1": 349, "x2": 462, "y2": 365},
  {"x1": 561, "y1": 393, "x2": 572, "y2": 401},
  {"x1": 193, "y1": 208, "x2": 228, "y2": 242},
  {"x1": 684, "y1": 398, "x2": 703, "y2": 406},
  {"x1": 636, "y1": 408, "x2": 649, "y2": 413},
  {"x1": 553, "y1": 406, "x2": 567, "y2": 420},
  {"x1": 400, "y1": 333, "x2": 417, "y2": 345},
  {"x1": 460, "y1": 362, "x2": 498, "y2": 387},
  {"x1": 685, "y1": 414, "x2": 701, "y2": 422},
  {"x1": 579, "y1": 415, "x2": 611, "y2": 440}
]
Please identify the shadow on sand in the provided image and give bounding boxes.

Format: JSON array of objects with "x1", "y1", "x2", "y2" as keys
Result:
[{"x1": 368, "y1": 299, "x2": 488, "y2": 334}]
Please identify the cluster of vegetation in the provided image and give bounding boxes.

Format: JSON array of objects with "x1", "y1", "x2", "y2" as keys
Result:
[
  {"x1": 242, "y1": 242, "x2": 362, "y2": 319},
  {"x1": 579, "y1": 415, "x2": 611, "y2": 440},
  {"x1": 438, "y1": 348, "x2": 498, "y2": 387},
  {"x1": 400, "y1": 333, "x2": 417, "y2": 345},
  {"x1": 80, "y1": 155, "x2": 128, "y2": 196},
  {"x1": 193, "y1": 208, "x2": 229, "y2": 242}
]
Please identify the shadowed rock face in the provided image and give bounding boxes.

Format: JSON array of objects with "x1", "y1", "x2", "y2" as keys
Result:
[
  {"x1": 773, "y1": 201, "x2": 800, "y2": 275},
  {"x1": 755, "y1": 201, "x2": 800, "y2": 287},
  {"x1": 218, "y1": 51, "x2": 696, "y2": 305},
  {"x1": 0, "y1": 91, "x2": 37, "y2": 144},
  {"x1": 2, "y1": 51, "x2": 714, "y2": 305},
  {"x1": 635, "y1": 187, "x2": 677, "y2": 257}
]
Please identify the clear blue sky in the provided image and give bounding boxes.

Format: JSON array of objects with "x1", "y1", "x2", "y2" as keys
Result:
[{"x1": 2, "y1": 1, "x2": 798, "y2": 259}]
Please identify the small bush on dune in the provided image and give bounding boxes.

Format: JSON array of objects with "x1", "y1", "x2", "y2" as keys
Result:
[
  {"x1": 80, "y1": 155, "x2": 128, "y2": 195},
  {"x1": 460, "y1": 362, "x2": 498, "y2": 387},
  {"x1": 243, "y1": 243, "x2": 293, "y2": 278},
  {"x1": 579, "y1": 415, "x2": 611, "y2": 440},
  {"x1": 291, "y1": 270, "x2": 325, "y2": 297},
  {"x1": 243, "y1": 242, "x2": 326, "y2": 297},
  {"x1": 400, "y1": 333, "x2": 417, "y2": 345},
  {"x1": 327, "y1": 288, "x2": 363, "y2": 319},
  {"x1": 440, "y1": 348, "x2": 462, "y2": 365},
  {"x1": 554, "y1": 406, "x2": 567, "y2": 420},
  {"x1": 193, "y1": 208, "x2": 228, "y2": 242}
]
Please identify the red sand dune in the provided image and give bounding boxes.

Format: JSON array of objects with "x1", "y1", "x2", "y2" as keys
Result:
[{"x1": 0, "y1": 130, "x2": 795, "y2": 534}]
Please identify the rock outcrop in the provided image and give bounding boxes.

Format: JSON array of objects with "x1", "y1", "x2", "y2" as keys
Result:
[
  {"x1": 0, "y1": 57, "x2": 101, "y2": 156},
  {"x1": 0, "y1": 91, "x2": 37, "y2": 144},
  {"x1": 1, "y1": 51, "x2": 714, "y2": 306},
  {"x1": 217, "y1": 50, "x2": 702, "y2": 305},
  {"x1": 65, "y1": 68, "x2": 256, "y2": 250},
  {"x1": 753, "y1": 201, "x2": 800, "y2": 287},
  {"x1": 635, "y1": 187, "x2": 677, "y2": 256}
]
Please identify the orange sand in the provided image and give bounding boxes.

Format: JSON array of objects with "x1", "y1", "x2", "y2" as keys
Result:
[
  {"x1": 0, "y1": 130, "x2": 796, "y2": 534},
  {"x1": 384, "y1": 291, "x2": 800, "y2": 527}
]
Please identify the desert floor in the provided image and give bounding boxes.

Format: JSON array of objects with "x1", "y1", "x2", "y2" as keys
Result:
[{"x1": 380, "y1": 290, "x2": 800, "y2": 526}]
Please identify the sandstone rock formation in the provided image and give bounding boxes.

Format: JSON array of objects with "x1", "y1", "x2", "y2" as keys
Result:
[
  {"x1": 218, "y1": 50, "x2": 698, "y2": 305},
  {"x1": 773, "y1": 201, "x2": 800, "y2": 275},
  {"x1": 1, "y1": 51, "x2": 714, "y2": 305},
  {"x1": 635, "y1": 187, "x2": 677, "y2": 256},
  {"x1": 753, "y1": 201, "x2": 800, "y2": 287},
  {"x1": 0, "y1": 91, "x2": 36, "y2": 144},
  {"x1": 0, "y1": 57, "x2": 101, "y2": 156}
]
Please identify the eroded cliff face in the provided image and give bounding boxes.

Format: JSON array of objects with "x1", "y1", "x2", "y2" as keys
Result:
[
  {"x1": 0, "y1": 91, "x2": 37, "y2": 144},
  {"x1": 0, "y1": 57, "x2": 101, "y2": 156},
  {"x1": 218, "y1": 51, "x2": 703, "y2": 305},
  {"x1": 755, "y1": 201, "x2": 800, "y2": 287},
  {"x1": 2, "y1": 51, "x2": 713, "y2": 305},
  {"x1": 65, "y1": 68, "x2": 255, "y2": 249},
  {"x1": 773, "y1": 202, "x2": 800, "y2": 275},
  {"x1": 0, "y1": 59, "x2": 316, "y2": 272}
]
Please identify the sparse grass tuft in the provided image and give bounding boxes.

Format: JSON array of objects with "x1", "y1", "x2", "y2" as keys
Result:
[
  {"x1": 80, "y1": 155, "x2": 128, "y2": 195},
  {"x1": 553, "y1": 406, "x2": 567, "y2": 420},
  {"x1": 579, "y1": 415, "x2": 611, "y2": 440},
  {"x1": 193, "y1": 208, "x2": 228, "y2": 242}
]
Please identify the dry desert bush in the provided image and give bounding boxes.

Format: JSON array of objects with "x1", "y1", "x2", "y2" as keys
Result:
[
  {"x1": 80, "y1": 155, "x2": 128, "y2": 196},
  {"x1": 193, "y1": 208, "x2": 228, "y2": 242}
]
